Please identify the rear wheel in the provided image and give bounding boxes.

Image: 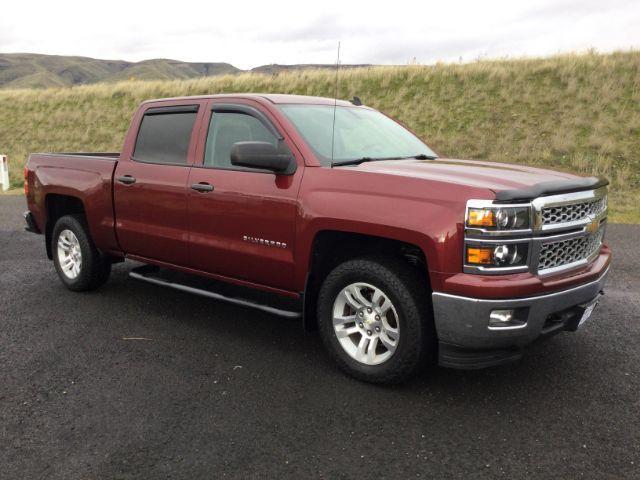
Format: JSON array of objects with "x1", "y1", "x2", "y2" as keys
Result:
[
  {"x1": 52, "y1": 215, "x2": 111, "y2": 291},
  {"x1": 317, "y1": 256, "x2": 435, "y2": 384}
]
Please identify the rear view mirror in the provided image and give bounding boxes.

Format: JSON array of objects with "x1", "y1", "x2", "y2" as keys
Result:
[{"x1": 230, "y1": 142, "x2": 296, "y2": 175}]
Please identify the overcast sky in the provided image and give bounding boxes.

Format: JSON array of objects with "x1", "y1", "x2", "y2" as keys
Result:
[{"x1": 1, "y1": 0, "x2": 639, "y2": 69}]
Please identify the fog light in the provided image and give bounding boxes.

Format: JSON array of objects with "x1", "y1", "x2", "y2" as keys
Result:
[{"x1": 488, "y1": 309, "x2": 527, "y2": 330}]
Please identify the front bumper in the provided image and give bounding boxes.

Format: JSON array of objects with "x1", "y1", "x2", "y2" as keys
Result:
[{"x1": 432, "y1": 267, "x2": 609, "y2": 369}]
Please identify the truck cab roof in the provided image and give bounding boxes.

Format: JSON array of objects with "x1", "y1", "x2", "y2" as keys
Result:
[{"x1": 141, "y1": 93, "x2": 355, "y2": 107}]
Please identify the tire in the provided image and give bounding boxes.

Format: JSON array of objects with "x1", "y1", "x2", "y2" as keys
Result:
[
  {"x1": 52, "y1": 214, "x2": 111, "y2": 292},
  {"x1": 317, "y1": 255, "x2": 435, "y2": 384}
]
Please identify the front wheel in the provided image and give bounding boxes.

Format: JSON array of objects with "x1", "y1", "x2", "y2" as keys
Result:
[
  {"x1": 317, "y1": 256, "x2": 435, "y2": 384},
  {"x1": 52, "y1": 214, "x2": 111, "y2": 291}
]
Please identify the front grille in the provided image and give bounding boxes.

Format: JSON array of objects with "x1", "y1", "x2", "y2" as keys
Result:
[
  {"x1": 541, "y1": 196, "x2": 606, "y2": 225},
  {"x1": 538, "y1": 228, "x2": 604, "y2": 271}
]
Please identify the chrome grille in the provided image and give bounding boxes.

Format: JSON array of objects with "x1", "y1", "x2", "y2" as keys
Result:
[
  {"x1": 541, "y1": 196, "x2": 607, "y2": 225},
  {"x1": 538, "y1": 228, "x2": 604, "y2": 271}
]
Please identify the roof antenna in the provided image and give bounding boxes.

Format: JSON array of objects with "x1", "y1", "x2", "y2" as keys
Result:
[{"x1": 330, "y1": 41, "x2": 340, "y2": 167}]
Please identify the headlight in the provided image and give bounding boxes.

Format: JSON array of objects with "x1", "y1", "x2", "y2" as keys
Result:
[
  {"x1": 467, "y1": 206, "x2": 530, "y2": 230},
  {"x1": 466, "y1": 243, "x2": 528, "y2": 268},
  {"x1": 464, "y1": 200, "x2": 533, "y2": 274}
]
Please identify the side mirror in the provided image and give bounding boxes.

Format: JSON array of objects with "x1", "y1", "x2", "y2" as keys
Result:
[{"x1": 230, "y1": 142, "x2": 296, "y2": 175}]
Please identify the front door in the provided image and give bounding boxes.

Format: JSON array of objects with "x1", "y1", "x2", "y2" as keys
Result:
[
  {"x1": 114, "y1": 103, "x2": 203, "y2": 266},
  {"x1": 186, "y1": 101, "x2": 304, "y2": 291}
]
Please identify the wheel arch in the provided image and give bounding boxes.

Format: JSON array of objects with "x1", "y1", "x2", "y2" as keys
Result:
[
  {"x1": 301, "y1": 229, "x2": 432, "y2": 331},
  {"x1": 44, "y1": 194, "x2": 86, "y2": 259}
]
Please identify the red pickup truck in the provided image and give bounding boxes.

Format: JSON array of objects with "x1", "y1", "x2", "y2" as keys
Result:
[{"x1": 24, "y1": 94, "x2": 611, "y2": 383}]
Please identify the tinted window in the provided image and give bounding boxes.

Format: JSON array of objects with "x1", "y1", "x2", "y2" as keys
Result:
[
  {"x1": 204, "y1": 112, "x2": 278, "y2": 169},
  {"x1": 133, "y1": 111, "x2": 197, "y2": 164}
]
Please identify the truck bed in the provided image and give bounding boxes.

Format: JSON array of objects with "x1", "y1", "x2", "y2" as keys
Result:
[
  {"x1": 26, "y1": 152, "x2": 121, "y2": 255},
  {"x1": 30, "y1": 152, "x2": 120, "y2": 160}
]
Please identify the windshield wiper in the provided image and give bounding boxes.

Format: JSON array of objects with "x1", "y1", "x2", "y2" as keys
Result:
[
  {"x1": 332, "y1": 153, "x2": 437, "y2": 167},
  {"x1": 331, "y1": 156, "x2": 397, "y2": 167},
  {"x1": 398, "y1": 153, "x2": 438, "y2": 160}
]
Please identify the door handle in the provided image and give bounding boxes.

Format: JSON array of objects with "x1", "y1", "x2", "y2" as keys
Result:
[
  {"x1": 117, "y1": 175, "x2": 136, "y2": 185},
  {"x1": 191, "y1": 182, "x2": 214, "y2": 193}
]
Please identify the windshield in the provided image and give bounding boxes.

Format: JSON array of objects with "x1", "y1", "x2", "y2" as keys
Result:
[{"x1": 278, "y1": 105, "x2": 437, "y2": 166}]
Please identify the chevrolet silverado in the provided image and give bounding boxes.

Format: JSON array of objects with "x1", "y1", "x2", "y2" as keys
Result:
[{"x1": 24, "y1": 94, "x2": 611, "y2": 383}]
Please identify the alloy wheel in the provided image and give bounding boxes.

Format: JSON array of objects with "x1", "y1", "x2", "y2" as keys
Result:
[
  {"x1": 332, "y1": 282, "x2": 400, "y2": 365},
  {"x1": 57, "y1": 229, "x2": 82, "y2": 279}
]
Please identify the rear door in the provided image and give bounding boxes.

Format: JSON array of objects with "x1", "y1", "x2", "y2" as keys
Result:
[
  {"x1": 186, "y1": 100, "x2": 304, "y2": 291},
  {"x1": 114, "y1": 102, "x2": 205, "y2": 266}
]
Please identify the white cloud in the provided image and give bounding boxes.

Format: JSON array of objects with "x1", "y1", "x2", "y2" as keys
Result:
[{"x1": 0, "y1": 0, "x2": 638, "y2": 68}]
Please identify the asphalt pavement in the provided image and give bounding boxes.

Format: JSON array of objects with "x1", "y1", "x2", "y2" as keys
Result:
[{"x1": 1, "y1": 195, "x2": 638, "y2": 479}]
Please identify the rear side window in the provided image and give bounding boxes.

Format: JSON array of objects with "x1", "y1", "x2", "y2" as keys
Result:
[{"x1": 133, "y1": 108, "x2": 197, "y2": 164}]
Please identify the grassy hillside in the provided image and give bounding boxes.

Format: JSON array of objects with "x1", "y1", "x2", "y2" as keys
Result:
[
  {"x1": 0, "y1": 53, "x2": 239, "y2": 89},
  {"x1": 0, "y1": 53, "x2": 370, "y2": 89},
  {"x1": 0, "y1": 50, "x2": 638, "y2": 222}
]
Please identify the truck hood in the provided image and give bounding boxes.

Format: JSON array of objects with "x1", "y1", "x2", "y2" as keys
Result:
[{"x1": 349, "y1": 158, "x2": 604, "y2": 200}]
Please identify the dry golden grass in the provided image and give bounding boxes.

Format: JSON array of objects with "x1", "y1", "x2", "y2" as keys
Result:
[{"x1": 0, "y1": 50, "x2": 638, "y2": 222}]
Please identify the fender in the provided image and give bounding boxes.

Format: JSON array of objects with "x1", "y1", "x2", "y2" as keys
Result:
[
  {"x1": 33, "y1": 161, "x2": 120, "y2": 253},
  {"x1": 292, "y1": 166, "x2": 490, "y2": 293}
]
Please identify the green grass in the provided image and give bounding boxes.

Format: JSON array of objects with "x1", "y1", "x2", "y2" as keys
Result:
[{"x1": 0, "y1": 50, "x2": 638, "y2": 222}]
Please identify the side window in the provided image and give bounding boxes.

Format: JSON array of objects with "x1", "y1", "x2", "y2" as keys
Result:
[
  {"x1": 204, "y1": 112, "x2": 278, "y2": 169},
  {"x1": 133, "y1": 109, "x2": 197, "y2": 164}
]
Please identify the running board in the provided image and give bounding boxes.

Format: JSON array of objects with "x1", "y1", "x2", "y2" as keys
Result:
[{"x1": 129, "y1": 266, "x2": 301, "y2": 319}]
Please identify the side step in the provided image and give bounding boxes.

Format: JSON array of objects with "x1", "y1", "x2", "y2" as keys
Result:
[{"x1": 129, "y1": 265, "x2": 302, "y2": 319}]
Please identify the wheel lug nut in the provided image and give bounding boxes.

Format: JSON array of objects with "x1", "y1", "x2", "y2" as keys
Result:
[
  {"x1": 359, "y1": 322, "x2": 364, "y2": 328},
  {"x1": 375, "y1": 315, "x2": 380, "y2": 320},
  {"x1": 367, "y1": 308, "x2": 372, "y2": 313},
  {"x1": 375, "y1": 326, "x2": 380, "y2": 332},
  {"x1": 359, "y1": 312, "x2": 364, "y2": 317},
  {"x1": 367, "y1": 330, "x2": 372, "y2": 336}
]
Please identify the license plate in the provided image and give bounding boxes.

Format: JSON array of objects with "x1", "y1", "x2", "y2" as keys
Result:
[{"x1": 578, "y1": 299, "x2": 598, "y2": 328}]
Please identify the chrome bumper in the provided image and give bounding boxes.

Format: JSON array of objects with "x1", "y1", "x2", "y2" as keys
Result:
[{"x1": 432, "y1": 267, "x2": 609, "y2": 353}]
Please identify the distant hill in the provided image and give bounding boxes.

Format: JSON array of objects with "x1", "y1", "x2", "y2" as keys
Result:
[
  {"x1": 250, "y1": 63, "x2": 370, "y2": 74},
  {"x1": 0, "y1": 53, "x2": 240, "y2": 89},
  {"x1": 0, "y1": 53, "x2": 371, "y2": 89}
]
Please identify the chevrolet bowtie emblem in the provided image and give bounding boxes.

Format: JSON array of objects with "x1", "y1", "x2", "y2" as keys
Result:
[{"x1": 586, "y1": 218, "x2": 600, "y2": 234}]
